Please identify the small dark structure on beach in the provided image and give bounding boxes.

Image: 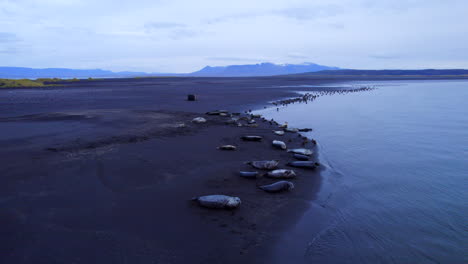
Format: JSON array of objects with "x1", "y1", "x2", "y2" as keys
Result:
[{"x1": 187, "y1": 94, "x2": 196, "y2": 101}]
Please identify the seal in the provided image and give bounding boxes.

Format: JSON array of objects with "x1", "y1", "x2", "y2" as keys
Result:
[
  {"x1": 272, "y1": 140, "x2": 287, "y2": 150},
  {"x1": 287, "y1": 161, "x2": 319, "y2": 169},
  {"x1": 206, "y1": 111, "x2": 221, "y2": 115},
  {"x1": 259, "y1": 181, "x2": 294, "y2": 193},
  {"x1": 265, "y1": 169, "x2": 296, "y2": 179},
  {"x1": 192, "y1": 195, "x2": 241, "y2": 209},
  {"x1": 206, "y1": 110, "x2": 229, "y2": 115},
  {"x1": 192, "y1": 117, "x2": 207, "y2": 123},
  {"x1": 217, "y1": 145, "x2": 237, "y2": 150},
  {"x1": 298, "y1": 128, "x2": 313, "y2": 132},
  {"x1": 293, "y1": 153, "x2": 310, "y2": 161},
  {"x1": 239, "y1": 171, "x2": 259, "y2": 179},
  {"x1": 241, "y1": 135, "x2": 263, "y2": 141},
  {"x1": 284, "y1": 127, "x2": 299, "y2": 133},
  {"x1": 247, "y1": 160, "x2": 279, "y2": 170},
  {"x1": 273, "y1": 130, "x2": 285, "y2": 136},
  {"x1": 287, "y1": 148, "x2": 313, "y2": 156},
  {"x1": 225, "y1": 119, "x2": 237, "y2": 125}
]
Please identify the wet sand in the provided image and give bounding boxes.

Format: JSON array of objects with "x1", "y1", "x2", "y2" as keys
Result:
[{"x1": 1, "y1": 77, "x2": 335, "y2": 263}]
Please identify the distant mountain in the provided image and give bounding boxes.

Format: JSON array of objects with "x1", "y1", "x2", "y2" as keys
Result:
[
  {"x1": 190, "y1": 62, "x2": 340, "y2": 77},
  {"x1": 295, "y1": 69, "x2": 468, "y2": 76},
  {"x1": 0, "y1": 63, "x2": 340, "y2": 79},
  {"x1": 8, "y1": 65, "x2": 465, "y2": 79},
  {"x1": 0, "y1": 67, "x2": 158, "y2": 79}
]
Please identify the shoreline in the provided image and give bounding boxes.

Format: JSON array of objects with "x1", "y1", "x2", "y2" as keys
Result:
[{"x1": 1, "y1": 77, "x2": 349, "y2": 263}]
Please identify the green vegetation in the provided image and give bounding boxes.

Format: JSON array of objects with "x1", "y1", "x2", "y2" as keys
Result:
[
  {"x1": 36, "y1": 78, "x2": 62, "y2": 83},
  {"x1": 0, "y1": 78, "x2": 48, "y2": 88},
  {"x1": 0, "y1": 77, "x2": 99, "y2": 88}
]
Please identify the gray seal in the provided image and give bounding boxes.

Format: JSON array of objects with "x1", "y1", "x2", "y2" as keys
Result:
[
  {"x1": 259, "y1": 181, "x2": 294, "y2": 193},
  {"x1": 272, "y1": 140, "x2": 287, "y2": 150},
  {"x1": 192, "y1": 117, "x2": 207, "y2": 123},
  {"x1": 293, "y1": 154, "x2": 310, "y2": 161},
  {"x1": 192, "y1": 195, "x2": 241, "y2": 209},
  {"x1": 241, "y1": 135, "x2": 263, "y2": 141},
  {"x1": 273, "y1": 130, "x2": 285, "y2": 136},
  {"x1": 287, "y1": 148, "x2": 313, "y2": 156},
  {"x1": 287, "y1": 161, "x2": 319, "y2": 169},
  {"x1": 265, "y1": 169, "x2": 296, "y2": 179},
  {"x1": 247, "y1": 160, "x2": 279, "y2": 170},
  {"x1": 217, "y1": 145, "x2": 237, "y2": 150},
  {"x1": 239, "y1": 171, "x2": 259, "y2": 179},
  {"x1": 206, "y1": 110, "x2": 229, "y2": 115},
  {"x1": 284, "y1": 127, "x2": 299, "y2": 133}
]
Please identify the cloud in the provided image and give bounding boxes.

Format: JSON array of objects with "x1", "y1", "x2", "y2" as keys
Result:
[
  {"x1": 369, "y1": 54, "x2": 401, "y2": 60},
  {"x1": 207, "y1": 57, "x2": 264, "y2": 62},
  {"x1": 143, "y1": 22, "x2": 201, "y2": 40},
  {"x1": 0, "y1": 32, "x2": 19, "y2": 43},
  {"x1": 205, "y1": 4, "x2": 343, "y2": 24},
  {"x1": 144, "y1": 22, "x2": 186, "y2": 30},
  {"x1": 167, "y1": 28, "x2": 200, "y2": 40},
  {"x1": 205, "y1": 13, "x2": 257, "y2": 24},
  {"x1": 0, "y1": 0, "x2": 467, "y2": 72},
  {"x1": 287, "y1": 53, "x2": 309, "y2": 59},
  {"x1": 272, "y1": 5, "x2": 343, "y2": 21}
]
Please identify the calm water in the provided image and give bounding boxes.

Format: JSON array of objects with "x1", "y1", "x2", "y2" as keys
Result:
[{"x1": 257, "y1": 80, "x2": 468, "y2": 264}]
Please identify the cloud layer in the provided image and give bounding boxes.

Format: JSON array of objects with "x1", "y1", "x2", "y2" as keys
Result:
[{"x1": 0, "y1": 0, "x2": 467, "y2": 72}]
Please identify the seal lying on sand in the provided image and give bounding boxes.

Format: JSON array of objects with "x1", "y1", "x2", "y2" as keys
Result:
[
  {"x1": 225, "y1": 119, "x2": 237, "y2": 125},
  {"x1": 293, "y1": 153, "x2": 310, "y2": 161},
  {"x1": 241, "y1": 135, "x2": 263, "y2": 141},
  {"x1": 247, "y1": 160, "x2": 279, "y2": 170},
  {"x1": 217, "y1": 145, "x2": 237, "y2": 150},
  {"x1": 287, "y1": 161, "x2": 319, "y2": 169},
  {"x1": 265, "y1": 169, "x2": 296, "y2": 179},
  {"x1": 287, "y1": 148, "x2": 313, "y2": 156},
  {"x1": 192, "y1": 117, "x2": 207, "y2": 123},
  {"x1": 273, "y1": 130, "x2": 285, "y2": 136},
  {"x1": 272, "y1": 140, "x2": 287, "y2": 150},
  {"x1": 259, "y1": 181, "x2": 294, "y2": 193},
  {"x1": 192, "y1": 195, "x2": 241, "y2": 209},
  {"x1": 239, "y1": 171, "x2": 259, "y2": 179},
  {"x1": 206, "y1": 110, "x2": 229, "y2": 115},
  {"x1": 284, "y1": 127, "x2": 299, "y2": 133}
]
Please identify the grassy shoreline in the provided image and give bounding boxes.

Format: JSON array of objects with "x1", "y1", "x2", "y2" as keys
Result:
[{"x1": 0, "y1": 78, "x2": 85, "y2": 88}]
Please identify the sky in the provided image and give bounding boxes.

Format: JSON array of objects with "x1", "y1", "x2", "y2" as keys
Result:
[{"x1": 1, "y1": 0, "x2": 467, "y2": 73}]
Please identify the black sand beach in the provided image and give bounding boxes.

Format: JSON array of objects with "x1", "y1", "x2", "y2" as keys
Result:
[{"x1": 0, "y1": 77, "x2": 338, "y2": 263}]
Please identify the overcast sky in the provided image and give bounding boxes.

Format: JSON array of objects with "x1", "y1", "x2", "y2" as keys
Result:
[{"x1": 1, "y1": 0, "x2": 467, "y2": 72}]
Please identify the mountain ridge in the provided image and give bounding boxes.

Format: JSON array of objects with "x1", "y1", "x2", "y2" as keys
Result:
[
  {"x1": 0, "y1": 62, "x2": 339, "y2": 78},
  {"x1": 190, "y1": 62, "x2": 340, "y2": 77},
  {"x1": 2, "y1": 65, "x2": 468, "y2": 79},
  {"x1": 293, "y1": 69, "x2": 468, "y2": 76}
]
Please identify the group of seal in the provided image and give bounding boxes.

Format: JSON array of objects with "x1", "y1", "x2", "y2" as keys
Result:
[
  {"x1": 239, "y1": 119, "x2": 321, "y2": 193},
  {"x1": 271, "y1": 86, "x2": 376, "y2": 107},
  {"x1": 191, "y1": 109, "x2": 320, "y2": 209}
]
